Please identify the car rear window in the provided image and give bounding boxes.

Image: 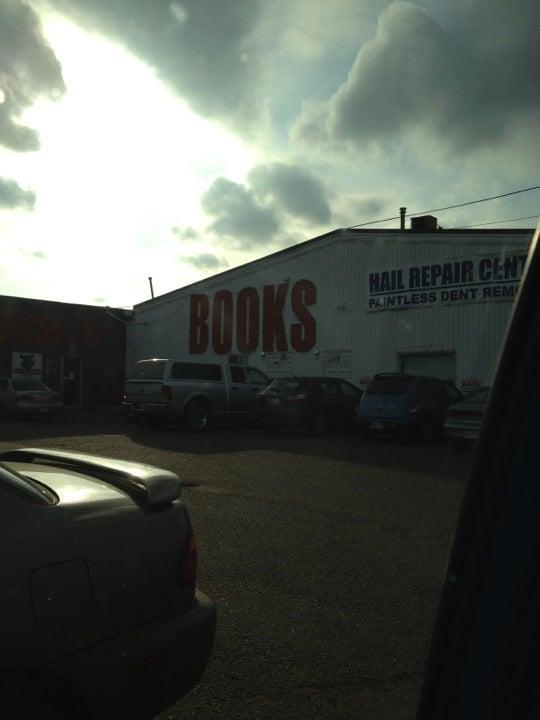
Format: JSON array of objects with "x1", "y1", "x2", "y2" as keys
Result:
[
  {"x1": 129, "y1": 360, "x2": 167, "y2": 380},
  {"x1": 11, "y1": 380, "x2": 49, "y2": 391},
  {"x1": 366, "y1": 376, "x2": 412, "y2": 395},
  {"x1": 267, "y1": 378, "x2": 321, "y2": 394},
  {"x1": 171, "y1": 362, "x2": 222, "y2": 381}
]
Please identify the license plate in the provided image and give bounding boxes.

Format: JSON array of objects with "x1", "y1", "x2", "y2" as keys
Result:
[
  {"x1": 370, "y1": 421, "x2": 383, "y2": 429},
  {"x1": 464, "y1": 431, "x2": 478, "y2": 440},
  {"x1": 269, "y1": 398, "x2": 281, "y2": 408}
]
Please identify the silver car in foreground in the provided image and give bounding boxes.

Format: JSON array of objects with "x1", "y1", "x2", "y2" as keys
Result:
[{"x1": 0, "y1": 448, "x2": 216, "y2": 720}]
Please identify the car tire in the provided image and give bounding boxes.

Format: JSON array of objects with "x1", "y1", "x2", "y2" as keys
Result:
[
  {"x1": 450, "y1": 437, "x2": 471, "y2": 451},
  {"x1": 185, "y1": 399, "x2": 212, "y2": 432},
  {"x1": 419, "y1": 419, "x2": 436, "y2": 444},
  {"x1": 310, "y1": 411, "x2": 327, "y2": 437}
]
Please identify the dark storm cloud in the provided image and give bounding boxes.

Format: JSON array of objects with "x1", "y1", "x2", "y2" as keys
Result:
[
  {"x1": 0, "y1": 178, "x2": 36, "y2": 209},
  {"x1": 55, "y1": 0, "x2": 264, "y2": 131},
  {"x1": 184, "y1": 253, "x2": 229, "y2": 270},
  {"x1": 201, "y1": 177, "x2": 280, "y2": 248},
  {"x1": 0, "y1": 0, "x2": 65, "y2": 151},
  {"x1": 248, "y1": 162, "x2": 331, "y2": 225},
  {"x1": 293, "y1": 0, "x2": 540, "y2": 154}
]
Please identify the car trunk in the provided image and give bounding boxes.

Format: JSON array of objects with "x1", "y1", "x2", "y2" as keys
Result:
[
  {"x1": 1, "y1": 452, "x2": 193, "y2": 664},
  {"x1": 14, "y1": 390, "x2": 58, "y2": 405}
]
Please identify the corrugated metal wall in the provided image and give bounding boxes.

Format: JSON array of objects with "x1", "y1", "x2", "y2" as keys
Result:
[{"x1": 127, "y1": 230, "x2": 531, "y2": 388}]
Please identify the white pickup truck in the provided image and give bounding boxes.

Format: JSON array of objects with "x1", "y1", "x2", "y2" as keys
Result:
[{"x1": 122, "y1": 359, "x2": 270, "y2": 430}]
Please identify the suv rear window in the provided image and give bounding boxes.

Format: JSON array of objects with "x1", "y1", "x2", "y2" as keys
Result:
[
  {"x1": 366, "y1": 376, "x2": 412, "y2": 395},
  {"x1": 171, "y1": 363, "x2": 222, "y2": 381},
  {"x1": 129, "y1": 360, "x2": 166, "y2": 380}
]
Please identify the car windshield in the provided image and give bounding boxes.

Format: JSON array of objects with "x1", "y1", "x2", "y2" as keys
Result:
[
  {"x1": 11, "y1": 380, "x2": 49, "y2": 392},
  {"x1": 366, "y1": 377, "x2": 412, "y2": 395},
  {"x1": 267, "y1": 378, "x2": 302, "y2": 393},
  {"x1": 1, "y1": 1, "x2": 538, "y2": 718}
]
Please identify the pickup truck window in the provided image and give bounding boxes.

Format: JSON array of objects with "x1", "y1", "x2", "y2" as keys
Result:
[
  {"x1": 129, "y1": 360, "x2": 166, "y2": 380},
  {"x1": 171, "y1": 362, "x2": 222, "y2": 382}
]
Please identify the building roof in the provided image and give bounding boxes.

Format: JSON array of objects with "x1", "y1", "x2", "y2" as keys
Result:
[{"x1": 136, "y1": 226, "x2": 535, "y2": 310}]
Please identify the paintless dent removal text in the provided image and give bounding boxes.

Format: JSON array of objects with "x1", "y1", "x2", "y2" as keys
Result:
[
  {"x1": 368, "y1": 254, "x2": 528, "y2": 311},
  {"x1": 189, "y1": 280, "x2": 317, "y2": 354}
]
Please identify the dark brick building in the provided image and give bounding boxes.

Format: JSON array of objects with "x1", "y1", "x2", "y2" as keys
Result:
[{"x1": 0, "y1": 295, "x2": 129, "y2": 408}]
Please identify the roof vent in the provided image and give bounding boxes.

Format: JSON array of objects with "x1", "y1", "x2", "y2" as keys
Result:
[{"x1": 411, "y1": 215, "x2": 438, "y2": 231}]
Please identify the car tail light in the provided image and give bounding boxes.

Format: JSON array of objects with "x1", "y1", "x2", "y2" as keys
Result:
[
  {"x1": 161, "y1": 385, "x2": 173, "y2": 401},
  {"x1": 296, "y1": 393, "x2": 308, "y2": 404},
  {"x1": 179, "y1": 529, "x2": 197, "y2": 587}
]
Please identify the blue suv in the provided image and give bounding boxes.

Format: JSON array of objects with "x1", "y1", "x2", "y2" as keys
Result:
[{"x1": 355, "y1": 373, "x2": 462, "y2": 442}]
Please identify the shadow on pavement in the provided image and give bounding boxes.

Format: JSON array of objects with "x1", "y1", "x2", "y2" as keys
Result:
[
  {"x1": 0, "y1": 414, "x2": 472, "y2": 483},
  {"x1": 126, "y1": 422, "x2": 472, "y2": 483}
]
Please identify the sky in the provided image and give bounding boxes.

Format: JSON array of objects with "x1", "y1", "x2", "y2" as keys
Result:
[{"x1": 0, "y1": 0, "x2": 539, "y2": 307}]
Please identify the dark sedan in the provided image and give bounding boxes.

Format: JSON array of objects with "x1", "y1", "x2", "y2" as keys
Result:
[
  {"x1": 258, "y1": 377, "x2": 363, "y2": 436},
  {"x1": 444, "y1": 386, "x2": 490, "y2": 448}
]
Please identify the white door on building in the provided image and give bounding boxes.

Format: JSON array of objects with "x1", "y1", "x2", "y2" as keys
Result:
[{"x1": 400, "y1": 352, "x2": 455, "y2": 381}]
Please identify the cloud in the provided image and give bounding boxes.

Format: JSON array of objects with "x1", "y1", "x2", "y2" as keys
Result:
[
  {"x1": 0, "y1": 178, "x2": 36, "y2": 209},
  {"x1": 200, "y1": 161, "x2": 334, "y2": 247},
  {"x1": 18, "y1": 248, "x2": 47, "y2": 259},
  {"x1": 55, "y1": 0, "x2": 265, "y2": 132},
  {"x1": 172, "y1": 226, "x2": 201, "y2": 242},
  {"x1": 292, "y1": 0, "x2": 540, "y2": 155},
  {"x1": 201, "y1": 177, "x2": 280, "y2": 248},
  {"x1": 248, "y1": 162, "x2": 331, "y2": 224},
  {"x1": 0, "y1": 0, "x2": 65, "y2": 151},
  {"x1": 184, "y1": 253, "x2": 229, "y2": 270}
]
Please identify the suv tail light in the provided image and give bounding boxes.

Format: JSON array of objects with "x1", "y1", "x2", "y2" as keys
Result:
[
  {"x1": 161, "y1": 385, "x2": 173, "y2": 401},
  {"x1": 179, "y1": 529, "x2": 197, "y2": 587}
]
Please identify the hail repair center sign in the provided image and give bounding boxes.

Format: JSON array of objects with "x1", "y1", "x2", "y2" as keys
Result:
[{"x1": 368, "y1": 252, "x2": 528, "y2": 312}]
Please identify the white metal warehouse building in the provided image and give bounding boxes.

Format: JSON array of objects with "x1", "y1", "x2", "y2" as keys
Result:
[{"x1": 127, "y1": 223, "x2": 533, "y2": 390}]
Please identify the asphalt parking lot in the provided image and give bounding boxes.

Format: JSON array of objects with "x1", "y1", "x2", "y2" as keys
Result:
[{"x1": 0, "y1": 416, "x2": 472, "y2": 720}]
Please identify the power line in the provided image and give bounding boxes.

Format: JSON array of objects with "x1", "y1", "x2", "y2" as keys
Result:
[
  {"x1": 459, "y1": 214, "x2": 539, "y2": 229},
  {"x1": 347, "y1": 184, "x2": 540, "y2": 228}
]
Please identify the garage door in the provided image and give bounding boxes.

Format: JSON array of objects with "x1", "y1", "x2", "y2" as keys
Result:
[{"x1": 400, "y1": 353, "x2": 455, "y2": 381}]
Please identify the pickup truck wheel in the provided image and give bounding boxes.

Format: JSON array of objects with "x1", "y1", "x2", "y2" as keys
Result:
[{"x1": 185, "y1": 399, "x2": 212, "y2": 431}]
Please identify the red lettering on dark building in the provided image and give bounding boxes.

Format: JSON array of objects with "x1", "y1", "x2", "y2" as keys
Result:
[
  {"x1": 0, "y1": 315, "x2": 16, "y2": 344},
  {"x1": 290, "y1": 279, "x2": 316, "y2": 352},
  {"x1": 263, "y1": 283, "x2": 288, "y2": 352},
  {"x1": 212, "y1": 290, "x2": 233, "y2": 355},
  {"x1": 189, "y1": 294, "x2": 209, "y2": 353},
  {"x1": 236, "y1": 287, "x2": 259, "y2": 354}
]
